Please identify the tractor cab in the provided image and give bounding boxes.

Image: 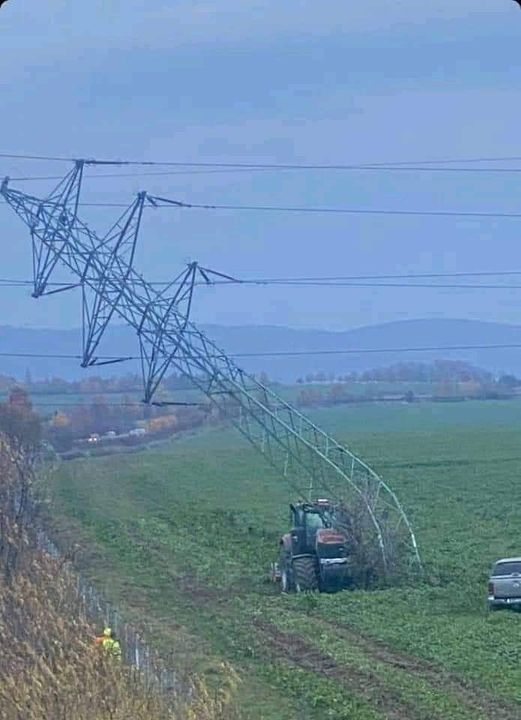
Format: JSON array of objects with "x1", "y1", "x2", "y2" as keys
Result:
[
  {"x1": 289, "y1": 499, "x2": 334, "y2": 554},
  {"x1": 291, "y1": 498, "x2": 333, "y2": 525}
]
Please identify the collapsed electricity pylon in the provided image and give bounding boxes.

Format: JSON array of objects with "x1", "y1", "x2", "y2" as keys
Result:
[{"x1": 1, "y1": 162, "x2": 422, "y2": 579}]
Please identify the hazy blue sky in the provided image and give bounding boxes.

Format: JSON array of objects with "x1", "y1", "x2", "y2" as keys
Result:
[{"x1": 1, "y1": 0, "x2": 521, "y2": 330}]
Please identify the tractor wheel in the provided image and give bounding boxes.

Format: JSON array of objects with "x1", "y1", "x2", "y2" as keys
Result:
[{"x1": 293, "y1": 556, "x2": 319, "y2": 592}]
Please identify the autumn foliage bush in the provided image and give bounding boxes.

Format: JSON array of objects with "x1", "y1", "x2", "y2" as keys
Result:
[{"x1": 0, "y1": 436, "x2": 239, "y2": 720}]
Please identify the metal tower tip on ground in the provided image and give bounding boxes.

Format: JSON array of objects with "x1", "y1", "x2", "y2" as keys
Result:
[{"x1": 0, "y1": 163, "x2": 422, "y2": 579}]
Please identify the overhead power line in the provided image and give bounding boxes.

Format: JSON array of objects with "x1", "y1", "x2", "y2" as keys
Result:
[
  {"x1": 248, "y1": 281, "x2": 521, "y2": 289},
  {"x1": 3, "y1": 151, "x2": 521, "y2": 168},
  {"x1": 5, "y1": 155, "x2": 521, "y2": 221},
  {"x1": 5, "y1": 270, "x2": 521, "y2": 282},
  {"x1": 9, "y1": 165, "x2": 521, "y2": 183},
  {"x1": 0, "y1": 153, "x2": 77, "y2": 162},
  {"x1": 9, "y1": 168, "x2": 281, "y2": 182},
  {"x1": 249, "y1": 282, "x2": 521, "y2": 289},
  {"x1": 4, "y1": 280, "x2": 521, "y2": 290},
  {"x1": 0, "y1": 352, "x2": 130, "y2": 360},
  {"x1": 230, "y1": 343, "x2": 521, "y2": 358},
  {"x1": 2, "y1": 342, "x2": 521, "y2": 361},
  {"x1": 71, "y1": 196, "x2": 521, "y2": 220},
  {"x1": 158, "y1": 198, "x2": 521, "y2": 220},
  {"x1": 4, "y1": 270, "x2": 521, "y2": 291},
  {"x1": 236, "y1": 270, "x2": 521, "y2": 280}
]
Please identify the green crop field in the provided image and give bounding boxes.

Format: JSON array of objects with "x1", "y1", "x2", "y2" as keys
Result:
[{"x1": 50, "y1": 399, "x2": 521, "y2": 719}]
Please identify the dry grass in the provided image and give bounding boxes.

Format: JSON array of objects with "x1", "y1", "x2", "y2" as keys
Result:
[{"x1": 0, "y1": 436, "x2": 239, "y2": 720}]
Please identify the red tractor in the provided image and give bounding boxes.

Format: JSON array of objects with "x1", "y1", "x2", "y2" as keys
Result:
[{"x1": 272, "y1": 499, "x2": 351, "y2": 592}]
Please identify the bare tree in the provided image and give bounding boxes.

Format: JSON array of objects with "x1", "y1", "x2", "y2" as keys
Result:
[{"x1": 333, "y1": 492, "x2": 409, "y2": 588}]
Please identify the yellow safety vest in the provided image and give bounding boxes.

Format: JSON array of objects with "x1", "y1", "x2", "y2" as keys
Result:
[{"x1": 102, "y1": 637, "x2": 122, "y2": 658}]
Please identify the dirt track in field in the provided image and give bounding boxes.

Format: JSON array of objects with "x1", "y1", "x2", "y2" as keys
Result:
[
  {"x1": 314, "y1": 617, "x2": 520, "y2": 720},
  {"x1": 167, "y1": 568, "x2": 521, "y2": 719},
  {"x1": 137, "y1": 560, "x2": 521, "y2": 718},
  {"x1": 254, "y1": 618, "x2": 440, "y2": 720},
  {"x1": 253, "y1": 614, "x2": 521, "y2": 720}
]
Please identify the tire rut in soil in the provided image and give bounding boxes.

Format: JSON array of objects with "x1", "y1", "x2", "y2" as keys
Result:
[
  {"x1": 314, "y1": 617, "x2": 520, "y2": 720},
  {"x1": 254, "y1": 619, "x2": 443, "y2": 720}
]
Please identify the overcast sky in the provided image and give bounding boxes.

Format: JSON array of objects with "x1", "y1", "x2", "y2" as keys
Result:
[{"x1": 1, "y1": 0, "x2": 521, "y2": 330}]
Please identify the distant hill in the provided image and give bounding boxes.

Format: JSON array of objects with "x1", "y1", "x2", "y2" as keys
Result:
[{"x1": 1, "y1": 318, "x2": 521, "y2": 382}]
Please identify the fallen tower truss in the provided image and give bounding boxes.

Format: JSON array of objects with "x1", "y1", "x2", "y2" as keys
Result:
[{"x1": 1, "y1": 162, "x2": 422, "y2": 577}]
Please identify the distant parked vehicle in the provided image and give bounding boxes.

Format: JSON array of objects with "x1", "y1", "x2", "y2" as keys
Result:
[
  {"x1": 487, "y1": 557, "x2": 521, "y2": 610},
  {"x1": 129, "y1": 427, "x2": 146, "y2": 437},
  {"x1": 104, "y1": 431, "x2": 117, "y2": 439}
]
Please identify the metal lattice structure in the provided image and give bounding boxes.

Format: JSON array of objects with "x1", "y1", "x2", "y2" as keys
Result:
[{"x1": 1, "y1": 162, "x2": 422, "y2": 577}]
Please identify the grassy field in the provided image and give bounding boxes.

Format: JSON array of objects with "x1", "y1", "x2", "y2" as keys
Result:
[{"x1": 50, "y1": 399, "x2": 521, "y2": 719}]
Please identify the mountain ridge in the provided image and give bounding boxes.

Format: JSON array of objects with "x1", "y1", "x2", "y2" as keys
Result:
[{"x1": 1, "y1": 318, "x2": 521, "y2": 381}]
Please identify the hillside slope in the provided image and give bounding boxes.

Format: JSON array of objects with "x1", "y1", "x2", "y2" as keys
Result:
[{"x1": 0, "y1": 436, "x2": 238, "y2": 720}]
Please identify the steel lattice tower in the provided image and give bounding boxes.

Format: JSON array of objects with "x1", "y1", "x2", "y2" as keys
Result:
[{"x1": 1, "y1": 162, "x2": 422, "y2": 577}]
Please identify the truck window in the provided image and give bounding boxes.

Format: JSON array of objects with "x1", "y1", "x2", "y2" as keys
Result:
[{"x1": 493, "y1": 561, "x2": 521, "y2": 576}]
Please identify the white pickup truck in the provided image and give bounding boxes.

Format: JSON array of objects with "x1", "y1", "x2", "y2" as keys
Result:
[{"x1": 488, "y1": 557, "x2": 521, "y2": 610}]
